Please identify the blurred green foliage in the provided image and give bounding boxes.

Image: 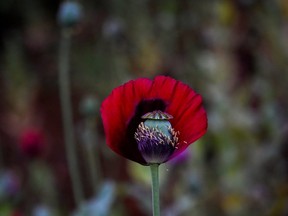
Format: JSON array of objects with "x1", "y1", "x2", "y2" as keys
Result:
[{"x1": 0, "y1": 0, "x2": 288, "y2": 215}]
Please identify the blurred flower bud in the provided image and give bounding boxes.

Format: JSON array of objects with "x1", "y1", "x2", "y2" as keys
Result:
[
  {"x1": 19, "y1": 128, "x2": 45, "y2": 159},
  {"x1": 79, "y1": 95, "x2": 99, "y2": 117},
  {"x1": 57, "y1": 1, "x2": 82, "y2": 28}
]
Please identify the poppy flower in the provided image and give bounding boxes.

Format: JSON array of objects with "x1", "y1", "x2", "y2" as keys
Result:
[
  {"x1": 19, "y1": 128, "x2": 45, "y2": 159},
  {"x1": 101, "y1": 76, "x2": 207, "y2": 165}
]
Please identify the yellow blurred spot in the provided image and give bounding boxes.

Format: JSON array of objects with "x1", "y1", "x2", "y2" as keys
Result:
[
  {"x1": 217, "y1": 0, "x2": 236, "y2": 25},
  {"x1": 222, "y1": 193, "x2": 243, "y2": 213},
  {"x1": 280, "y1": 0, "x2": 288, "y2": 17},
  {"x1": 128, "y1": 161, "x2": 151, "y2": 184},
  {"x1": 136, "y1": 39, "x2": 161, "y2": 77}
]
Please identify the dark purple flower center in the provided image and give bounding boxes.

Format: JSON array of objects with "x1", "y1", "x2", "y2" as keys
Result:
[
  {"x1": 134, "y1": 110, "x2": 179, "y2": 164},
  {"x1": 122, "y1": 99, "x2": 167, "y2": 164}
]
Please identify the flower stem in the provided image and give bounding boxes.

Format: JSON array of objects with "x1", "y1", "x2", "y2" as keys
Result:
[
  {"x1": 150, "y1": 164, "x2": 160, "y2": 216},
  {"x1": 59, "y1": 29, "x2": 84, "y2": 206},
  {"x1": 85, "y1": 119, "x2": 101, "y2": 193}
]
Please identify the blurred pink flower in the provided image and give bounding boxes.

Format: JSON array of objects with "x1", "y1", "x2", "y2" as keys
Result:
[{"x1": 19, "y1": 128, "x2": 45, "y2": 159}]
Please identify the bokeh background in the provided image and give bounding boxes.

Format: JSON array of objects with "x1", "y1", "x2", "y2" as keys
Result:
[{"x1": 0, "y1": 0, "x2": 288, "y2": 215}]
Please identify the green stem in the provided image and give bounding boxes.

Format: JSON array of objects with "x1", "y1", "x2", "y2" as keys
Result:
[
  {"x1": 87, "y1": 143, "x2": 99, "y2": 193},
  {"x1": 85, "y1": 119, "x2": 100, "y2": 193},
  {"x1": 59, "y1": 29, "x2": 84, "y2": 206},
  {"x1": 150, "y1": 164, "x2": 160, "y2": 216}
]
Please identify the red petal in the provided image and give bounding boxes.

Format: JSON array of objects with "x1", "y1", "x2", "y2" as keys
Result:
[
  {"x1": 101, "y1": 78, "x2": 152, "y2": 164},
  {"x1": 147, "y1": 76, "x2": 208, "y2": 159},
  {"x1": 148, "y1": 76, "x2": 179, "y2": 100}
]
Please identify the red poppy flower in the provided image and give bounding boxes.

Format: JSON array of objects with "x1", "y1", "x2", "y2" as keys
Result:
[
  {"x1": 19, "y1": 128, "x2": 45, "y2": 159},
  {"x1": 101, "y1": 76, "x2": 207, "y2": 165}
]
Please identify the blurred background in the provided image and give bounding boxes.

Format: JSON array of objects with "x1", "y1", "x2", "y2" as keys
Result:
[{"x1": 0, "y1": 0, "x2": 288, "y2": 215}]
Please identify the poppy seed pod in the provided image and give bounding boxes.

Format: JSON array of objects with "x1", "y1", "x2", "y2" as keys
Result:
[
  {"x1": 58, "y1": 1, "x2": 82, "y2": 27},
  {"x1": 135, "y1": 111, "x2": 179, "y2": 164}
]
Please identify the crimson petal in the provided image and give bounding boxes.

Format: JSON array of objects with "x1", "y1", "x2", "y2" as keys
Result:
[
  {"x1": 145, "y1": 76, "x2": 208, "y2": 160},
  {"x1": 101, "y1": 78, "x2": 152, "y2": 164}
]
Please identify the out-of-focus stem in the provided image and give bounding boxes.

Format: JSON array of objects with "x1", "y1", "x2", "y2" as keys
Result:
[
  {"x1": 87, "y1": 145, "x2": 99, "y2": 193},
  {"x1": 58, "y1": 29, "x2": 84, "y2": 206},
  {"x1": 85, "y1": 119, "x2": 101, "y2": 193}
]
